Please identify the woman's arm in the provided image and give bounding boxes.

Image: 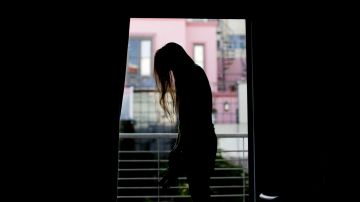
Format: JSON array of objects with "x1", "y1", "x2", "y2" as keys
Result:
[
  {"x1": 171, "y1": 132, "x2": 184, "y2": 153},
  {"x1": 159, "y1": 133, "x2": 184, "y2": 189}
]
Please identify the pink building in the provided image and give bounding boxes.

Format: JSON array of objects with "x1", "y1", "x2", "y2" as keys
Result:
[
  {"x1": 127, "y1": 18, "x2": 218, "y2": 91},
  {"x1": 125, "y1": 18, "x2": 242, "y2": 126}
]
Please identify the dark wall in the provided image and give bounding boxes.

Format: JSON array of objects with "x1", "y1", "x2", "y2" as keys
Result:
[
  {"x1": 11, "y1": 3, "x2": 356, "y2": 202},
  {"x1": 252, "y1": 17, "x2": 327, "y2": 202},
  {"x1": 252, "y1": 12, "x2": 356, "y2": 201}
]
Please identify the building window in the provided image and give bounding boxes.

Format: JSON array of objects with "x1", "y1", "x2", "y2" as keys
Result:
[
  {"x1": 140, "y1": 40, "x2": 151, "y2": 76},
  {"x1": 228, "y1": 35, "x2": 246, "y2": 50},
  {"x1": 193, "y1": 44, "x2": 205, "y2": 69},
  {"x1": 127, "y1": 38, "x2": 152, "y2": 77},
  {"x1": 126, "y1": 38, "x2": 153, "y2": 88}
]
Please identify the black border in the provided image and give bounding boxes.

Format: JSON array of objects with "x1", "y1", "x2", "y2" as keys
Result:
[{"x1": 246, "y1": 18, "x2": 256, "y2": 202}]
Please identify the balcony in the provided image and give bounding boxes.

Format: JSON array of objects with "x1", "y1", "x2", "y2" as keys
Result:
[{"x1": 118, "y1": 133, "x2": 249, "y2": 201}]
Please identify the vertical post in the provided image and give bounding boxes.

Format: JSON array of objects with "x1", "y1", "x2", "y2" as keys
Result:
[
  {"x1": 157, "y1": 137, "x2": 160, "y2": 202},
  {"x1": 237, "y1": 81, "x2": 241, "y2": 134},
  {"x1": 238, "y1": 81, "x2": 241, "y2": 122},
  {"x1": 243, "y1": 171, "x2": 246, "y2": 202},
  {"x1": 237, "y1": 81, "x2": 248, "y2": 125},
  {"x1": 221, "y1": 20, "x2": 226, "y2": 91},
  {"x1": 243, "y1": 136, "x2": 246, "y2": 202},
  {"x1": 117, "y1": 136, "x2": 120, "y2": 202}
]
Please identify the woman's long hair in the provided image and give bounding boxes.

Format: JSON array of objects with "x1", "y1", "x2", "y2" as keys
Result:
[{"x1": 153, "y1": 42, "x2": 194, "y2": 121}]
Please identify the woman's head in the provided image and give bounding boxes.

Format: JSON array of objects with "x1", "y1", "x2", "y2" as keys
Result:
[
  {"x1": 154, "y1": 42, "x2": 194, "y2": 72},
  {"x1": 153, "y1": 42, "x2": 194, "y2": 120}
]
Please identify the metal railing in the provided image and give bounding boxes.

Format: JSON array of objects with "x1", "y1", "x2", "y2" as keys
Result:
[{"x1": 118, "y1": 133, "x2": 249, "y2": 202}]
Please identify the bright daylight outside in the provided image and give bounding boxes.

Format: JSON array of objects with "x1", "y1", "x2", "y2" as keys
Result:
[{"x1": 119, "y1": 18, "x2": 248, "y2": 202}]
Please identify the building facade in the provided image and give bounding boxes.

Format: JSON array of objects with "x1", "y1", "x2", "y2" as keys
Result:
[
  {"x1": 121, "y1": 18, "x2": 218, "y2": 133},
  {"x1": 121, "y1": 18, "x2": 247, "y2": 134},
  {"x1": 214, "y1": 19, "x2": 247, "y2": 128}
]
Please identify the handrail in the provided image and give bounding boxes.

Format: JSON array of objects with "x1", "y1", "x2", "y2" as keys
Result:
[{"x1": 119, "y1": 133, "x2": 247, "y2": 138}]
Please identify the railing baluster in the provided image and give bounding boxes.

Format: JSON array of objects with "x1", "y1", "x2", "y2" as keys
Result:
[
  {"x1": 157, "y1": 137, "x2": 160, "y2": 202},
  {"x1": 243, "y1": 136, "x2": 245, "y2": 202},
  {"x1": 118, "y1": 133, "x2": 248, "y2": 201}
]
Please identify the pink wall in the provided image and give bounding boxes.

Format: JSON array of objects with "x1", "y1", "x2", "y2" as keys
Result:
[
  {"x1": 128, "y1": 19, "x2": 238, "y2": 124},
  {"x1": 129, "y1": 18, "x2": 187, "y2": 55},
  {"x1": 129, "y1": 18, "x2": 218, "y2": 92},
  {"x1": 186, "y1": 21, "x2": 218, "y2": 91},
  {"x1": 213, "y1": 93, "x2": 238, "y2": 123},
  {"x1": 218, "y1": 57, "x2": 246, "y2": 84}
]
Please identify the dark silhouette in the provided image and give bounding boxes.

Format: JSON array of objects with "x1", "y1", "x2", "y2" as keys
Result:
[{"x1": 154, "y1": 42, "x2": 217, "y2": 201}]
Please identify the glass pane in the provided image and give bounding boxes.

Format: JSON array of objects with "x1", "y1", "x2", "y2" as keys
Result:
[
  {"x1": 228, "y1": 35, "x2": 246, "y2": 49},
  {"x1": 194, "y1": 45, "x2": 204, "y2": 60},
  {"x1": 198, "y1": 61, "x2": 204, "y2": 68},
  {"x1": 141, "y1": 58, "x2": 151, "y2": 76},
  {"x1": 120, "y1": 87, "x2": 133, "y2": 120},
  {"x1": 194, "y1": 45, "x2": 204, "y2": 68},
  {"x1": 141, "y1": 40, "x2": 151, "y2": 58},
  {"x1": 121, "y1": 18, "x2": 250, "y2": 201},
  {"x1": 128, "y1": 39, "x2": 140, "y2": 68}
]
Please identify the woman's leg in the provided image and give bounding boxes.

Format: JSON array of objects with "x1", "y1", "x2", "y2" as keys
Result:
[
  {"x1": 185, "y1": 137, "x2": 217, "y2": 201},
  {"x1": 187, "y1": 171, "x2": 213, "y2": 202}
]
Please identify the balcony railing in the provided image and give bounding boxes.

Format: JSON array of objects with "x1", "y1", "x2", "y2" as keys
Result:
[{"x1": 118, "y1": 133, "x2": 249, "y2": 202}]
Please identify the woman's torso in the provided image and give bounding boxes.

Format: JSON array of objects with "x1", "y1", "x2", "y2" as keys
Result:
[{"x1": 175, "y1": 64, "x2": 217, "y2": 149}]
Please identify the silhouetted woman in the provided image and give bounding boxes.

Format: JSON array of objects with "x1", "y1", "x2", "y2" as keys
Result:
[{"x1": 155, "y1": 42, "x2": 217, "y2": 201}]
